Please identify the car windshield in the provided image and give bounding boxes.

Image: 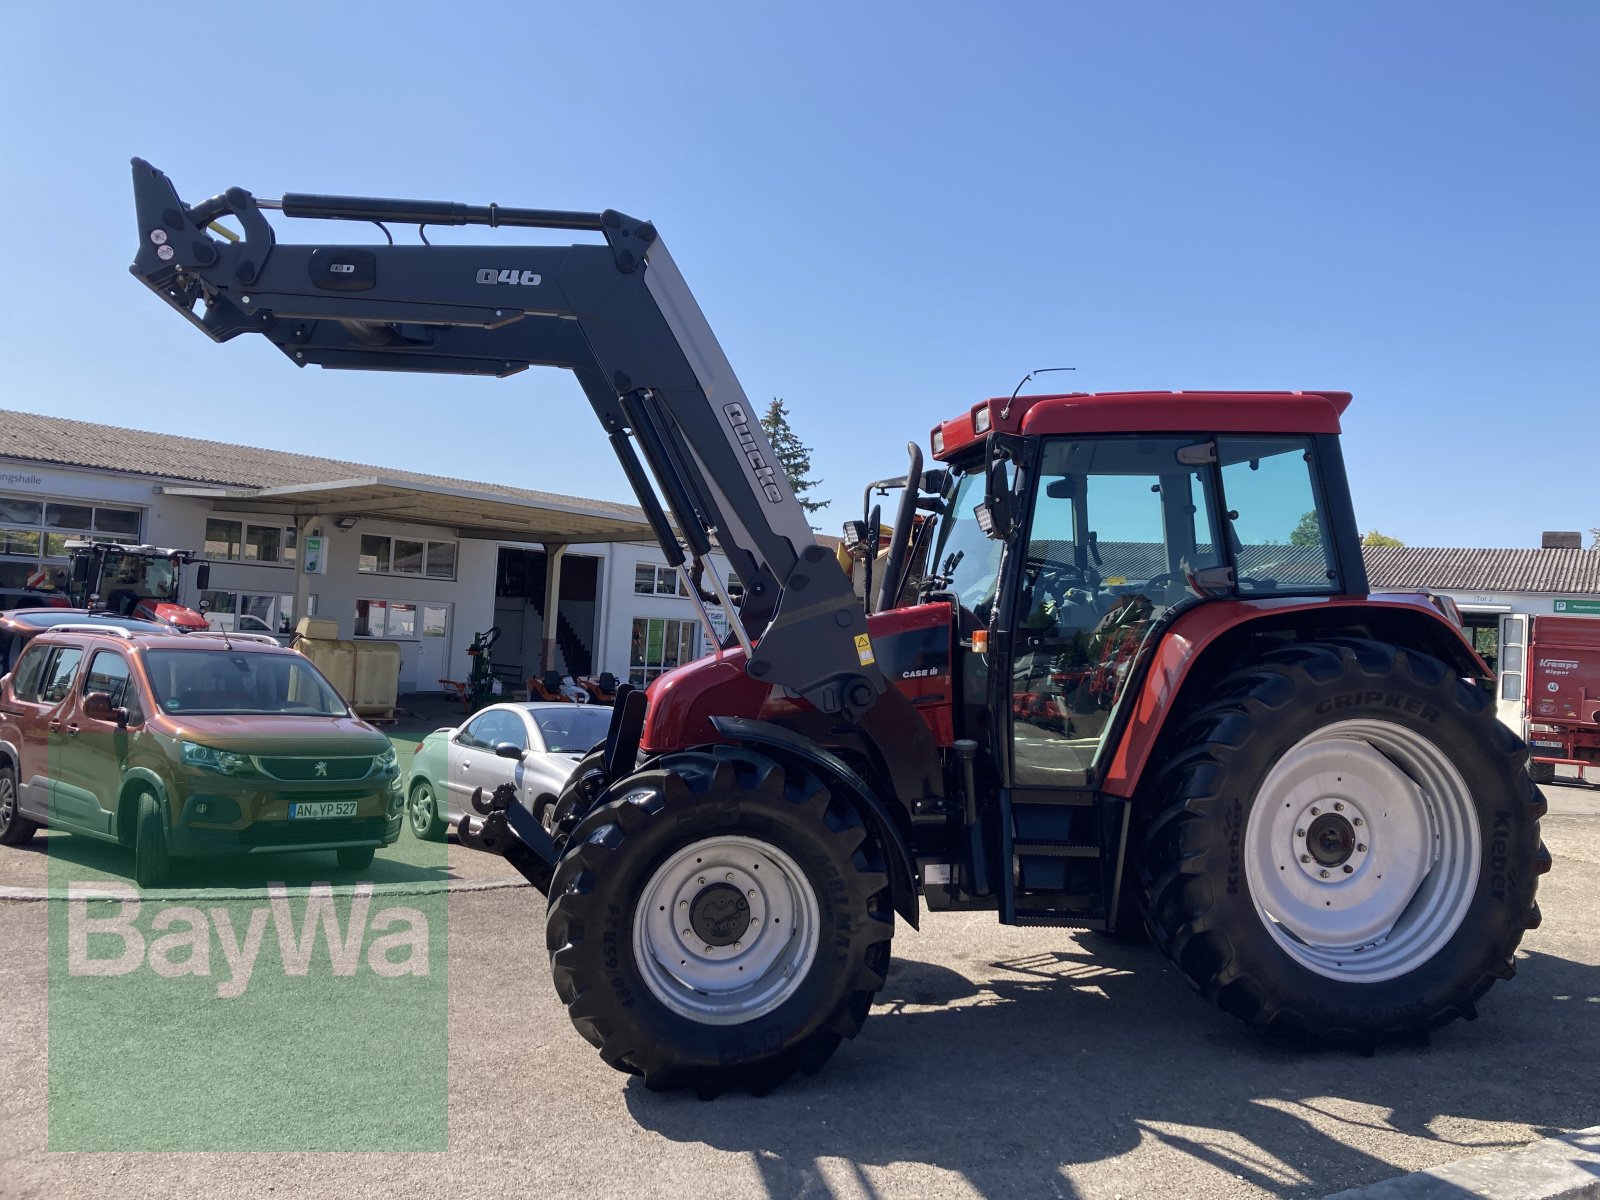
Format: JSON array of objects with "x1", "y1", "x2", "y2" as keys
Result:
[
  {"x1": 530, "y1": 706, "x2": 613, "y2": 753},
  {"x1": 142, "y1": 649, "x2": 349, "y2": 716}
]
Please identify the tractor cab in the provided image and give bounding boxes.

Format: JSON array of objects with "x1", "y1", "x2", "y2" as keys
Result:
[
  {"x1": 64, "y1": 541, "x2": 210, "y2": 631},
  {"x1": 925, "y1": 390, "x2": 1364, "y2": 787}
]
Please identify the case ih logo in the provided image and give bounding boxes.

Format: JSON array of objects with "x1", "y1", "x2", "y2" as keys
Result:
[
  {"x1": 476, "y1": 269, "x2": 542, "y2": 286},
  {"x1": 723, "y1": 402, "x2": 783, "y2": 504}
]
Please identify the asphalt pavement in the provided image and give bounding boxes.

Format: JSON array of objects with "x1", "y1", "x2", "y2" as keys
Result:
[{"x1": 2, "y1": 784, "x2": 1596, "y2": 1199}]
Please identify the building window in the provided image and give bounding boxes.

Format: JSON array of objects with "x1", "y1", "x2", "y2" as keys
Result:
[
  {"x1": 0, "y1": 494, "x2": 144, "y2": 598},
  {"x1": 358, "y1": 535, "x2": 456, "y2": 581},
  {"x1": 205, "y1": 518, "x2": 295, "y2": 566},
  {"x1": 356, "y1": 598, "x2": 425, "y2": 640},
  {"x1": 202, "y1": 591, "x2": 313, "y2": 634},
  {"x1": 633, "y1": 564, "x2": 687, "y2": 597},
  {"x1": 629, "y1": 617, "x2": 699, "y2": 686}
]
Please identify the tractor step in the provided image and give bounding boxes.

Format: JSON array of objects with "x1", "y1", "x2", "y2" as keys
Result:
[{"x1": 1000, "y1": 790, "x2": 1130, "y2": 927}]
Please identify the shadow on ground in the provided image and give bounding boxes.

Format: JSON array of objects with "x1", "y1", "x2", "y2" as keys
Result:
[{"x1": 623, "y1": 940, "x2": 1600, "y2": 1198}]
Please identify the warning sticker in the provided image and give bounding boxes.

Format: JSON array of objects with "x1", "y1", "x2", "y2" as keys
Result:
[{"x1": 854, "y1": 633, "x2": 875, "y2": 665}]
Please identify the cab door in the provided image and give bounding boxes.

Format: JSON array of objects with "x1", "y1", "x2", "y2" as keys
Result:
[
  {"x1": 20, "y1": 644, "x2": 92, "y2": 831},
  {"x1": 53, "y1": 648, "x2": 140, "y2": 837}
]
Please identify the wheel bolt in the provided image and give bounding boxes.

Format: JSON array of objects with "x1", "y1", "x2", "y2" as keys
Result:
[
  {"x1": 1310, "y1": 807, "x2": 1320, "y2": 816},
  {"x1": 1334, "y1": 802, "x2": 1344, "y2": 812},
  {"x1": 698, "y1": 876, "x2": 706, "y2": 885},
  {"x1": 748, "y1": 889, "x2": 757, "y2": 898},
  {"x1": 725, "y1": 873, "x2": 734, "y2": 881},
  {"x1": 679, "y1": 900, "x2": 688, "y2": 908},
  {"x1": 1353, "y1": 817, "x2": 1363, "y2": 827},
  {"x1": 1300, "y1": 854, "x2": 1312, "y2": 863},
  {"x1": 1319, "y1": 869, "x2": 1330, "y2": 879},
  {"x1": 1356, "y1": 844, "x2": 1366, "y2": 853},
  {"x1": 733, "y1": 942, "x2": 742, "y2": 950},
  {"x1": 682, "y1": 929, "x2": 692, "y2": 938},
  {"x1": 1296, "y1": 828, "x2": 1306, "y2": 837},
  {"x1": 1343, "y1": 865, "x2": 1353, "y2": 874}
]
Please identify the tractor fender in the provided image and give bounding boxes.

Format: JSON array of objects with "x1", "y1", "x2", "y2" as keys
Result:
[
  {"x1": 709, "y1": 715, "x2": 920, "y2": 929},
  {"x1": 1102, "y1": 594, "x2": 1488, "y2": 799}
]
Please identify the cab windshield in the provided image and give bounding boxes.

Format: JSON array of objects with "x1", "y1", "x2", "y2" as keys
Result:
[
  {"x1": 929, "y1": 470, "x2": 1005, "y2": 620},
  {"x1": 142, "y1": 650, "x2": 349, "y2": 716}
]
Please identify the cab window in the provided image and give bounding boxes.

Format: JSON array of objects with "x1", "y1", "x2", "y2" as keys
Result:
[
  {"x1": 1217, "y1": 437, "x2": 1338, "y2": 593},
  {"x1": 39, "y1": 647, "x2": 85, "y2": 704},
  {"x1": 83, "y1": 650, "x2": 142, "y2": 722},
  {"x1": 9, "y1": 644, "x2": 49, "y2": 701}
]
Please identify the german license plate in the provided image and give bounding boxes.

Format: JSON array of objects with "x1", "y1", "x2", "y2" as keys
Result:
[
  {"x1": 1531, "y1": 740, "x2": 1564, "y2": 750},
  {"x1": 288, "y1": 801, "x2": 358, "y2": 820}
]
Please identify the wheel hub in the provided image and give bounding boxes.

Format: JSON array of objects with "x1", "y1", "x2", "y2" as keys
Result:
[
  {"x1": 1243, "y1": 719, "x2": 1481, "y2": 983},
  {"x1": 690, "y1": 882, "x2": 751, "y2": 946}
]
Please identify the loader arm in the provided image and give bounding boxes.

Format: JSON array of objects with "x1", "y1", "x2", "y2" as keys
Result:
[{"x1": 127, "y1": 159, "x2": 884, "y2": 717}]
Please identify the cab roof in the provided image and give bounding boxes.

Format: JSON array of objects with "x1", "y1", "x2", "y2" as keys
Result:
[{"x1": 931, "y1": 390, "x2": 1353, "y2": 463}]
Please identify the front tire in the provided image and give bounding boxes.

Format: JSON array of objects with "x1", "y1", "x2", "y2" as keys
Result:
[
  {"x1": 132, "y1": 792, "x2": 171, "y2": 888},
  {"x1": 545, "y1": 746, "x2": 894, "y2": 1095},
  {"x1": 408, "y1": 779, "x2": 447, "y2": 842},
  {"x1": 1139, "y1": 639, "x2": 1548, "y2": 1044},
  {"x1": 337, "y1": 846, "x2": 377, "y2": 871}
]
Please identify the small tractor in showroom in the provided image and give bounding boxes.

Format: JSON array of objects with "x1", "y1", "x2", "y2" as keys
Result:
[{"x1": 129, "y1": 160, "x2": 1548, "y2": 1096}]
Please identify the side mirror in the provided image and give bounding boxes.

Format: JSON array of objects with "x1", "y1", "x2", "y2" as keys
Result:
[
  {"x1": 83, "y1": 691, "x2": 130, "y2": 727},
  {"x1": 493, "y1": 741, "x2": 525, "y2": 761},
  {"x1": 195, "y1": 563, "x2": 211, "y2": 591}
]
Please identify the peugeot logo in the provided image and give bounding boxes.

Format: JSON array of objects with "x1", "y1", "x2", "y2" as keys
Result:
[{"x1": 315, "y1": 761, "x2": 328, "y2": 777}]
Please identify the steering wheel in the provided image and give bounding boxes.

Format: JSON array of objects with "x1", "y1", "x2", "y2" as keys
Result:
[
  {"x1": 1140, "y1": 572, "x2": 1187, "y2": 601},
  {"x1": 1026, "y1": 559, "x2": 1093, "y2": 594}
]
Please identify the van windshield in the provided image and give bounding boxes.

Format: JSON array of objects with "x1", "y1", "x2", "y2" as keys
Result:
[{"x1": 142, "y1": 650, "x2": 349, "y2": 716}]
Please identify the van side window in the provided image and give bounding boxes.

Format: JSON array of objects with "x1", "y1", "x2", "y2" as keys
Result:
[
  {"x1": 10, "y1": 645, "x2": 49, "y2": 701},
  {"x1": 84, "y1": 651, "x2": 134, "y2": 709},
  {"x1": 39, "y1": 647, "x2": 85, "y2": 704}
]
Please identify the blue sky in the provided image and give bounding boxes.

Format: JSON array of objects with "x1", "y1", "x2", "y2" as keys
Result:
[{"x1": 2, "y1": 2, "x2": 1594, "y2": 549}]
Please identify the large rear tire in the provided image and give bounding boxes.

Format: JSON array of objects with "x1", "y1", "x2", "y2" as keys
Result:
[
  {"x1": 1139, "y1": 639, "x2": 1548, "y2": 1044},
  {"x1": 545, "y1": 745, "x2": 894, "y2": 1095}
]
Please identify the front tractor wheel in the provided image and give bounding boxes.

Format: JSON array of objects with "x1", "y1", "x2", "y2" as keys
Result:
[
  {"x1": 1140, "y1": 639, "x2": 1549, "y2": 1045},
  {"x1": 545, "y1": 746, "x2": 894, "y2": 1095}
]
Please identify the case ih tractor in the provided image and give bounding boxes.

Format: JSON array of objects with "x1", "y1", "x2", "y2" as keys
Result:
[
  {"x1": 129, "y1": 160, "x2": 1549, "y2": 1096},
  {"x1": 61, "y1": 540, "x2": 210, "y2": 631}
]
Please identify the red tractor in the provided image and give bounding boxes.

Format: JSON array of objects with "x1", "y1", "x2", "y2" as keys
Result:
[
  {"x1": 62, "y1": 540, "x2": 209, "y2": 631},
  {"x1": 130, "y1": 161, "x2": 1549, "y2": 1097}
]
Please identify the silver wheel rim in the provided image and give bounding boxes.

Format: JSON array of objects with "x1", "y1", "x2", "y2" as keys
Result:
[
  {"x1": 1243, "y1": 718, "x2": 1481, "y2": 983},
  {"x1": 632, "y1": 835, "x2": 820, "y2": 1025},
  {"x1": 408, "y1": 782, "x2": 435, "y2": 835},
  {"x1": 0, "y1": 774, "x2": 13, "y2": 831}
]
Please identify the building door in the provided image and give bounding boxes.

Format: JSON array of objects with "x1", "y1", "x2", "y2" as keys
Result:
[
  {"x1": 1496, "y1": 613, "x2": 1528, "y2": 735},
  {"x1": 415, "y1": 604, "x2": 451, "y2": 692}
]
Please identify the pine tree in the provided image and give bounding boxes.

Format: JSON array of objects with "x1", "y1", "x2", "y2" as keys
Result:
[{"x1": 759, "y1": 398, "x2": 829, "y2": 513}]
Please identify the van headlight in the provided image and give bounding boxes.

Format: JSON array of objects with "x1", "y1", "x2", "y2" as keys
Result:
[
  {"x1": 374, "y1": 745, "x2": 399, "y2": 774},
  {"x1": 181, "y1": 741, "x2": 255, "y2": 776}
]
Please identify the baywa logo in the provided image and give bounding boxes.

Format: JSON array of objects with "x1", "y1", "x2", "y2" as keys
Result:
[
  {"x1": 722, "y1": 401, "x2": 783, "y2": 503},
  {"x1": 476, "y1": 268, "x2": 542, "y2": 286},
  {"x1": 67, "y1": 882, "x2": 429, "y2": 999}
]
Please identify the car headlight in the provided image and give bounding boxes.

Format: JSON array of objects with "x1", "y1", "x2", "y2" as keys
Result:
[
  {"x1": 374, "y1": 745, "x2": 399, "y2": 773},
  {"x1": 180, "y1": 740, "x2": 255, "y2": 776}
]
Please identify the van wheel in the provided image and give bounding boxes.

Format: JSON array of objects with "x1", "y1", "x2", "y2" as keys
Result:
[
  {"x1": 0, "y1": 764, "x2": 39, "y2": 846},
  {"x1": 132, "y1": 792, "x2": 171, "y2": 888},
  {"x1": 337, "y1": 846, "x2": 377, "y2": 871}
]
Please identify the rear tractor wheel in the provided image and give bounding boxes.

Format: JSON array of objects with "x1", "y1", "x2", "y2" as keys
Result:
[
  {"x1": 545, "y1": 746, "x2": 895, "y2": 1095},
  {"x1": 1140, "y1": 639, "x2": 1549, "y2": 1045}
]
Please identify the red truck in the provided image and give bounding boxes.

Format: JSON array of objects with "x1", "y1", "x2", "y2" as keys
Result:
[{"x1": 1501, "y1": 614, "x2": 1600, "y2": 783}]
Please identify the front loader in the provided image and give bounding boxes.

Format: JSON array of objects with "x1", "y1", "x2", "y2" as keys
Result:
[{"x1": 129, "y1": 160, "x2": 1549, "y2": 1096}]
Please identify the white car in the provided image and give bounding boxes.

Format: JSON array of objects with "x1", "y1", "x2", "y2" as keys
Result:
[{"x1": 405, "y1": 702, "x2": 613, "y2": 841}]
